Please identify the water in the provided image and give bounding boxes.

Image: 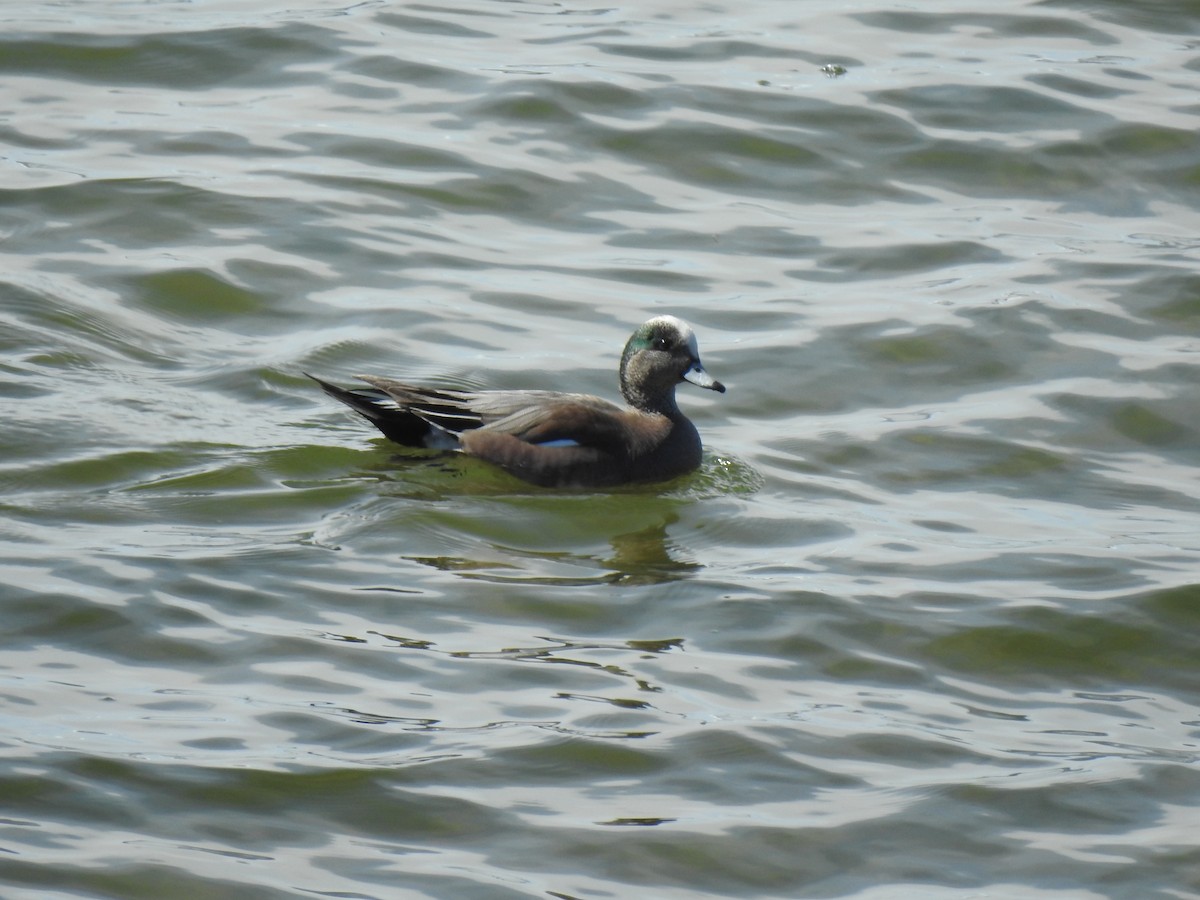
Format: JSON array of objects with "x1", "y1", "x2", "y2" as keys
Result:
[{"x1": 2, "y1": 0, "x2": 1199, "y2": 897}]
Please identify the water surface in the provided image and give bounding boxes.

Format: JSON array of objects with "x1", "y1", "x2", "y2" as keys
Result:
[{"x1": 2, "y1": 1, "x2": 1199, "y2": 898}]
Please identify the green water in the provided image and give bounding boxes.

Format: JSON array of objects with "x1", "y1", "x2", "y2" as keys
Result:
[{"x1": 2, "y1": 1, "x2": 1199, "y2": 898}]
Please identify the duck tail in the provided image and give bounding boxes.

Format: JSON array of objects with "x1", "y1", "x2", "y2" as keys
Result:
[{"x1": 307, "y1": 373, "x2": 446, "y2": 447}]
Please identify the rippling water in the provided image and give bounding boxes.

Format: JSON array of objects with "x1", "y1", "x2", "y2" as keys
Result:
[{"x1": 3, "y1": 1, "x2": 1199, "y2": 897}]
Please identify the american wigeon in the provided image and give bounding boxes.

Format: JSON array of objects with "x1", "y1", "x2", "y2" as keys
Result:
[{"x1": 310, "y1": 315, "x2": 726, "y2": 487}]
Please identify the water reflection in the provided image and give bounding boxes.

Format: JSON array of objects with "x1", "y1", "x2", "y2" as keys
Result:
[{"x1": 407, "y1": 515, "x2": 702, "y2": 587}]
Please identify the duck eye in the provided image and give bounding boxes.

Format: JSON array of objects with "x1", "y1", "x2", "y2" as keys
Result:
[{"x1": 652, "y1": 336, "x2": 670, "y2": 351}]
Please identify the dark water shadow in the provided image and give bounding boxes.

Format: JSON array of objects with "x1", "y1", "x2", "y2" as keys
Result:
[{"x1": 407, "y1": 514, "x2": 703, "y2": 587}]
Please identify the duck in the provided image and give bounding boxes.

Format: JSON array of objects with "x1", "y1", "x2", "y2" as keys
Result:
[{"x1": 309, "y1": 315, "x2": 725, "y2": 488}]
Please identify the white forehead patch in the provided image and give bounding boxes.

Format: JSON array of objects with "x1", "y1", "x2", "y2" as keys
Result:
[{"x1": 645, "y1": 314, "x2": 699, "y2": 355}]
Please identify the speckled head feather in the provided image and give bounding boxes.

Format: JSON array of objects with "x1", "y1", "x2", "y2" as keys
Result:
[{"x1": 619, "y1": 315, "x2": 724, "y2": 413}]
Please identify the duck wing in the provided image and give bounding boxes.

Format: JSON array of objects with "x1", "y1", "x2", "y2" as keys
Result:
[
  {"x1": 357, "y1": 378, "x2": 641, "y2": 449},
  {"x1": 474, "y1": 394, "x2": 664, "y2": 456},
  {"x1": 458, "y1": 396, "x2": 673, "y2": 487}
]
